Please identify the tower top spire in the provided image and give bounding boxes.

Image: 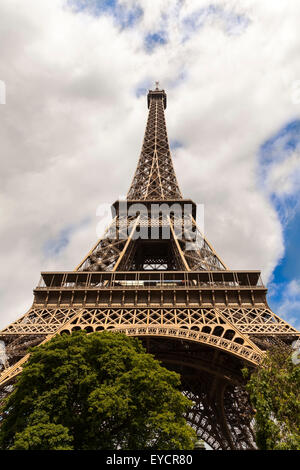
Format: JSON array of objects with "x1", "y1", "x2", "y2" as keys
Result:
[
  {"x1": 128, "y1": 87, "x2": 180, "y2": 200},
  {"x1": 147, "y1": 85, "x2": 167, "y2": 109}
]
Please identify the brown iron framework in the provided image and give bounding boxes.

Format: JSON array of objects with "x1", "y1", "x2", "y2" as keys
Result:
[{"x1": 0, "y1": 85, "x2": 299, "y2": 449}]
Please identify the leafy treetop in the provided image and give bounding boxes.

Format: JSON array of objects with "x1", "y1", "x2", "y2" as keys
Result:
[
  {"x1": 243, "y1": 346, "x2": 300, "y2": 450},
  {"x1": 0, "y1": 331, "x2": 196, "y2": 450}
]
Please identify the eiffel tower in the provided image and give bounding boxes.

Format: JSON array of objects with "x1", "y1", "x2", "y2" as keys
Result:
[{"x1": 0, "y1": 84, "x2": 299, "y2": 449}]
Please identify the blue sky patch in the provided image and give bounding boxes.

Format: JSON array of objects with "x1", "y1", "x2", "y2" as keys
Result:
[
  {"x1": 268, "y1": 204, "x2": 300, "y2": 329},
  {"x1": 170, "y1": 139, "x2": 183, "y2": 150},
  {"x1": 260, "y1": 120, "x2": 300, "y2": 166},
  {"x1": 259, "y1": 119, "x2": 300, "y2": 328},
  {"x1": 68, "y1": 0, "x2": 143, "y2": 29},
  {"x1": 144, "y1": 31, "x2": 168, "y2": 53},
  {"x1": 259, "y1": 119, "x2": 300, "y2": 223}
]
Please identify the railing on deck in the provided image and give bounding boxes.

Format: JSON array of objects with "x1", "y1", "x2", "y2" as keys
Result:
[{"x1": 36, "y1": 271, "x2": 264, "y2": 290}]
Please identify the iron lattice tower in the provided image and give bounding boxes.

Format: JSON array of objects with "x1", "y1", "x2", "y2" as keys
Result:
[{"x1": 0, "y1": 86, "x2": 299, "y2": 449}]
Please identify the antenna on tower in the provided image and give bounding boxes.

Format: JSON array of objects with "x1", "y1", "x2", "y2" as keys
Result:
[{"x1": 155, "y1": 81, "x2": 160, "y2": 90}]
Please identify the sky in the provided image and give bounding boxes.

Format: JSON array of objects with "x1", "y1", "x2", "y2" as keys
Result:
[{"x1": 0, "y1": 0, "x2": 300, "y2": 330}]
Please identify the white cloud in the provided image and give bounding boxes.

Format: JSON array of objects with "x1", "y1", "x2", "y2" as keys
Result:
[
  {"x1": 265, "y1": 150, "x2": 300, "y2": 196},
  {"x1": 287, "y1": 279, "x2": 300, "y2": 296},
  {"x1": 0, "y1": 0, "x2": 300, "y2": 328}
]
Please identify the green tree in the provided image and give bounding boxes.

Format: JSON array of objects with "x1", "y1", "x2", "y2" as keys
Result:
[
  {"x1": 243, "y1": 346, "x2": 300, "y2": 450},
  {"x1": 0, "y1": 331, "x2": 196, "y2": 450}
]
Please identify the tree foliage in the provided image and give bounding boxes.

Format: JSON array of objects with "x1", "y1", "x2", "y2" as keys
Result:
[
  {"x1": 0, "y1": 331, "x2": 196, "y2": 450},
  {"x1": 243, "y1": 346, "x2": 300, "y2": 450}
]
